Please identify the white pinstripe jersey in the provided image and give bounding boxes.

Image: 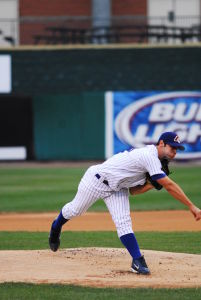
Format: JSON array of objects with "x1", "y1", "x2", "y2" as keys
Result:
[{"x1": 92, "y1": 145, "x2": 165, "y2": 191}]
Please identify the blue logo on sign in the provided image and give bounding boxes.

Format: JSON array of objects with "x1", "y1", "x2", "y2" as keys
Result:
[{"x1": 114, "y1": 91, "x2": 201, "y2": 160}]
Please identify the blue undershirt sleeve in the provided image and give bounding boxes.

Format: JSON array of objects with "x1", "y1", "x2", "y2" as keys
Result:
[{"x1": 151, "y1": 173, "x2": 166, "y2": 181}]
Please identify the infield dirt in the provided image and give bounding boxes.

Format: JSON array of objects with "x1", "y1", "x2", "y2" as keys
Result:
[
  {"x1": 0, "y1": 211, "x2": 201, "y2": 288},
  {"x1": 0, "y1": 210, "x2": 201, "y2": 232},
  {"x1": 0, "y1": 248, "x2": 201, "y2": 288}
]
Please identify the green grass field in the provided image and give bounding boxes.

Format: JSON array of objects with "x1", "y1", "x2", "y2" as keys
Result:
[
  {"x1": 0, "y1": 283, "x2": 201, "y2": 300},
  {"x1": 0, "y1": 231, "x2": 201, "y2": 299},
  {"x1": 0, "y1": 231, "x2": 201, "y2": 253},
  {"x1": 0, "y1": 165, "x2": 201, "y2": 212},
  {"x1": 0, "y1": 165, "x2": 201, "y2": 299}
]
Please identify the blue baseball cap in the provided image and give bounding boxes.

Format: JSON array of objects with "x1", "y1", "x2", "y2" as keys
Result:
[{"x1": 158, "y1": 132, "x2": 185, "y2": 150}]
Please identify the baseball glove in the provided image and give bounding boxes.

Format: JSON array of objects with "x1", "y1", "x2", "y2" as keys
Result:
[{"x1": 146, "y1": 158, "x2": 170, "y2": 190}]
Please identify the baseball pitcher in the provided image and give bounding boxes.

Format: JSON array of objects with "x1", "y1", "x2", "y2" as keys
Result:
[{"x1": 49, "y1": 132, "x2": 201, "y2": 275}]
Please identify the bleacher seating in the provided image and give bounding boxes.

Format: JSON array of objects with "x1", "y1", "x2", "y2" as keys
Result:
[{"x1": 33, "y1": 24, "x2": 201, "y2": 45}]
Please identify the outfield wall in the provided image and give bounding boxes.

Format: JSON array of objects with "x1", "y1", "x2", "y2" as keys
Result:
[
  {"x1": 1, "y1": 45, "x2": 201, "y2": 94},
  {"x1": 33, "y1": 92, "x2": 104, "y2": 160},
  {"x1": 1, "y1": 45, "x2": 201, "y2": 160}
]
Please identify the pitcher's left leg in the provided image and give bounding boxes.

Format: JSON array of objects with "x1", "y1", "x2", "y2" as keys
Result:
[{"x1": 104, "y1": 189, "x2": 150, "y2": 275}]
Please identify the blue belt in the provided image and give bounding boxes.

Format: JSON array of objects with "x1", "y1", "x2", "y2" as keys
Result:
[{"x1": 95, "y1": 174, "x2": 109, "y2": 186}]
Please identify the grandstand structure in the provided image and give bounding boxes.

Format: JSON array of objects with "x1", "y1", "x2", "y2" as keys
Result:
[{"x1": 0, "y1": 0, "x2": 201, "y2": 47}]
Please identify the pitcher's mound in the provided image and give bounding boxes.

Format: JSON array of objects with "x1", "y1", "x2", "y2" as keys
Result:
[{"x1": 0, "y1": 248, "x2": 200, "y2": 288}]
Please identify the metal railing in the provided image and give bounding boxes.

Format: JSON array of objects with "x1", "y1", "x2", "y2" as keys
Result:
[
  {"x1": 0, "y1": 15, "x2": 201, "y2": 47},
  {"x1": 32, "y1": 24, "x2": 201, "y2": 45}
]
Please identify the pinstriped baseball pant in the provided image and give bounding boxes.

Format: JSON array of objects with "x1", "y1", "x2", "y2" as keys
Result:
[{"x1": 62, "y1": 167, "x2": 133, "y2": 237}]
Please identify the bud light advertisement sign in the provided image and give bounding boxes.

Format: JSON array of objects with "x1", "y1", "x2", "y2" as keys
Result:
[{"x1": 105, "y1": 91, "x2": 201, "y2": 160}]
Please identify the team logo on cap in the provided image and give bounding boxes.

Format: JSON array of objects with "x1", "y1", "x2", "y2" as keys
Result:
[{"x1": 174, "y1": 135, "x2": 181, "y2": 143}]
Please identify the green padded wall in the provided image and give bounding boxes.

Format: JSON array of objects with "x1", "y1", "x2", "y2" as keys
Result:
[
  {"x1": 33, "y1": 92, "x2": 104, "y2": 160},
  {"x1": 1, "y1": 45, "x2": 201, "y2": 160},
  {"x1": 1, "y1": 46, "x2": 201, "y2": 94}
]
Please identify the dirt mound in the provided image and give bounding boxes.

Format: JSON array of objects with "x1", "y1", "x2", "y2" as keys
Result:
[{"x1": 0, "y1": 248, "x2": 200, "y2": 288}]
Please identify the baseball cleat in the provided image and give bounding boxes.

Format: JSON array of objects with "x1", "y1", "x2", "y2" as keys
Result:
[
  {"x1": 48, "y1": 220, "x2": 61, "y2": 252},
  {"x1": 131, "y1": 255, "x2": 150, "y2": 275}
]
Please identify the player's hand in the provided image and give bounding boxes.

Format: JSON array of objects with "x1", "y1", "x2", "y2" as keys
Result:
[{"x1": 189, "y1": 205, "x2": 201, "y2": 221}]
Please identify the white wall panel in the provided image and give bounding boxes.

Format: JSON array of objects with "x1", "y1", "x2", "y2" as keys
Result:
[
  {"x1": 148, "y1": 0, "x2": 200, "y2": 43},
  {"x1": 0, "y1": 0, "x2": 19, "y2": 47}
]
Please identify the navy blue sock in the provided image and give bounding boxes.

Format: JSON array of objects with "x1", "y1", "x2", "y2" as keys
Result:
[
  {"x1": 52, "y1": 211, "x2": 68, "y2": 231},
  {"x1": 120, "y1": 233, "x2": 141, "y2": 259}
]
